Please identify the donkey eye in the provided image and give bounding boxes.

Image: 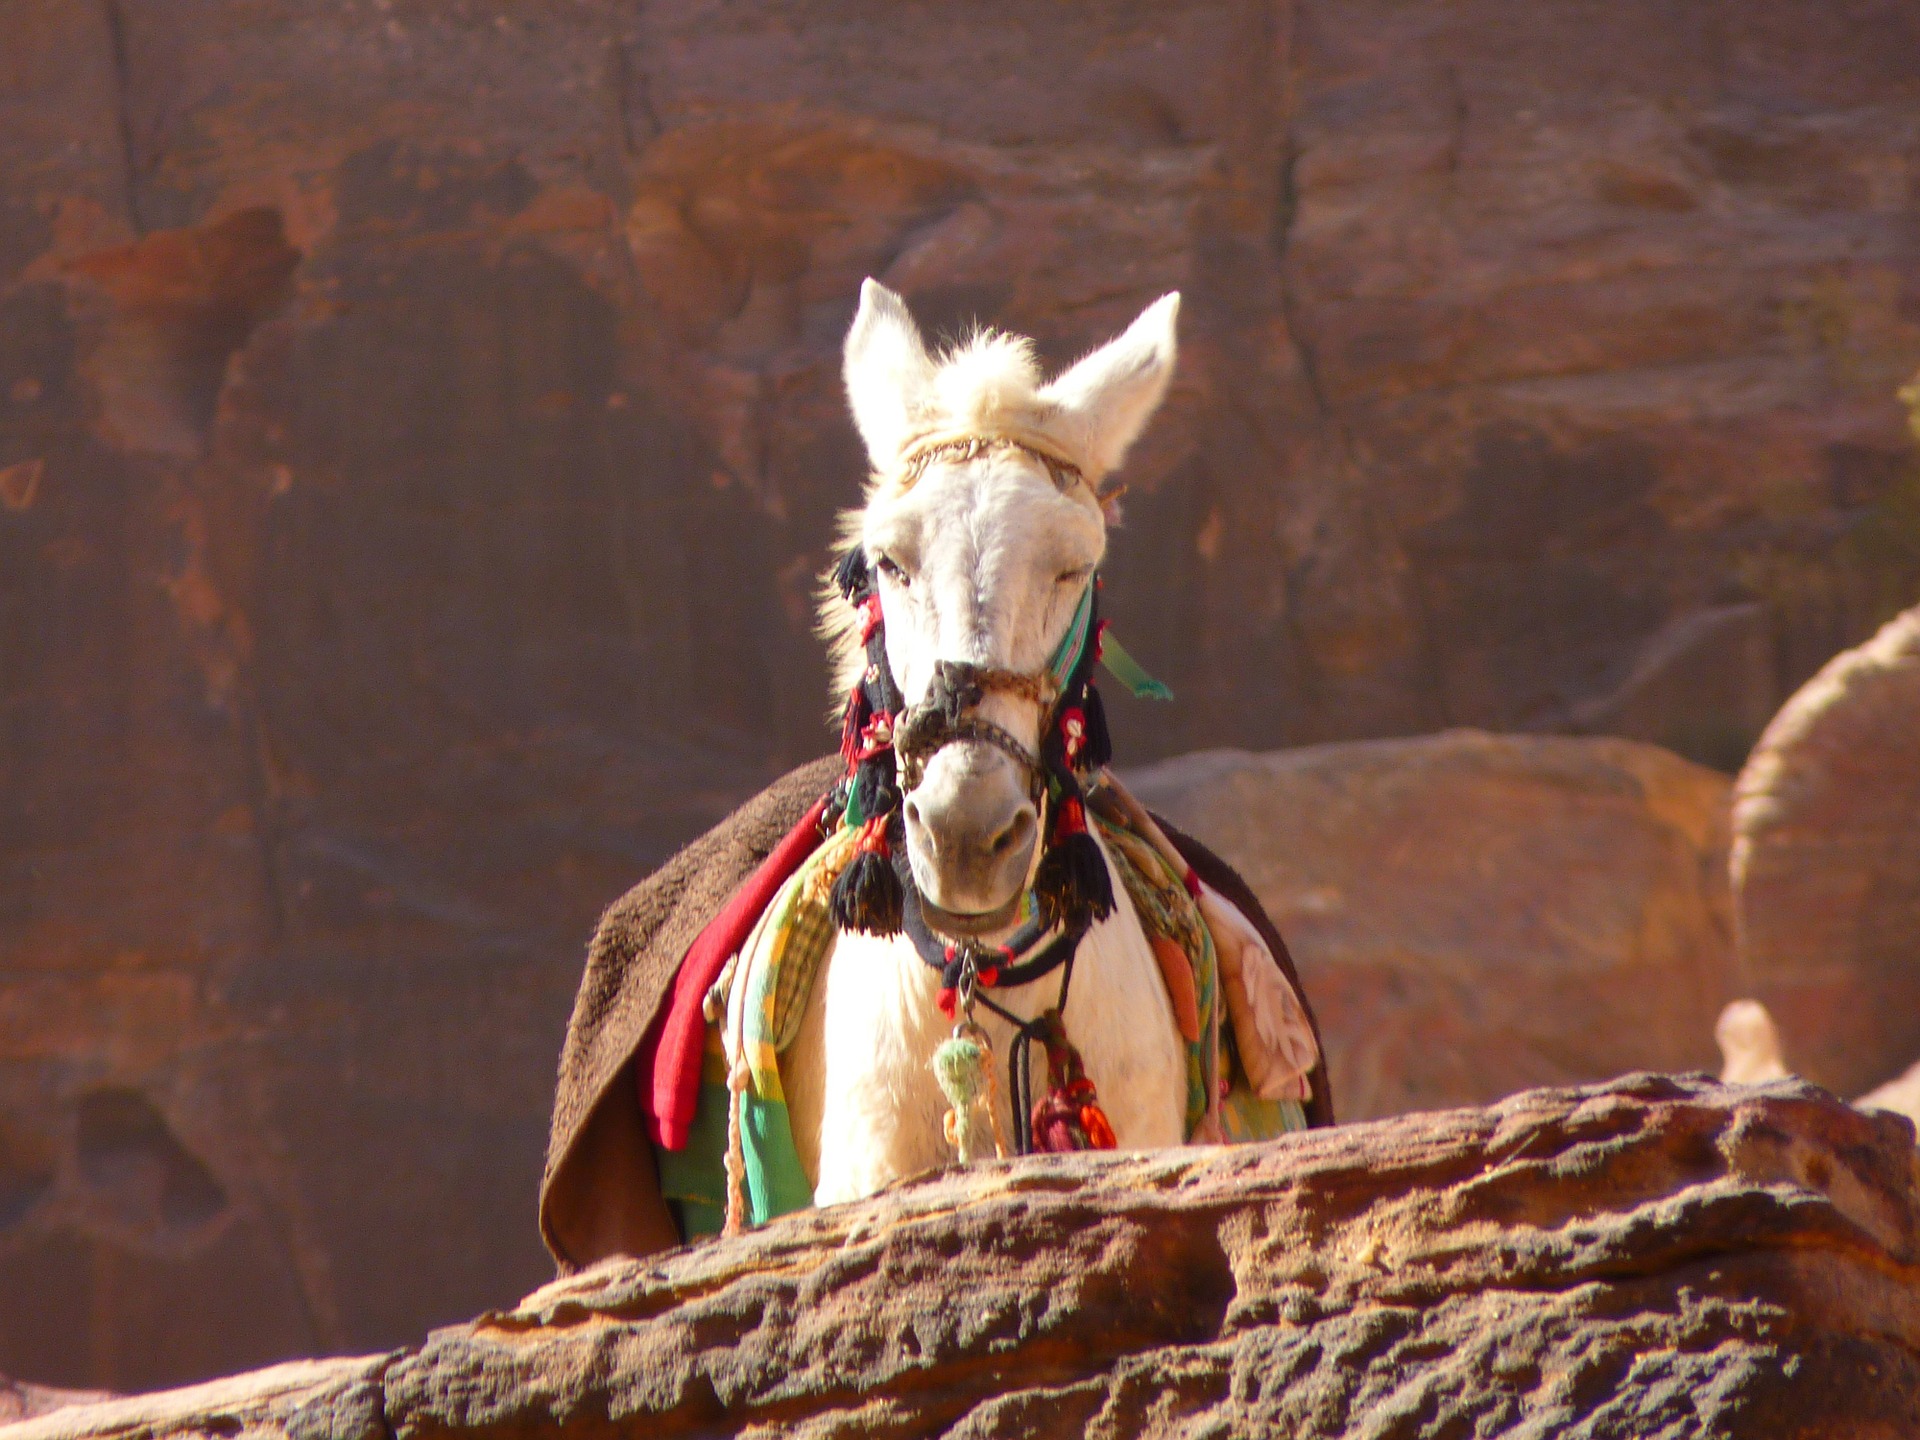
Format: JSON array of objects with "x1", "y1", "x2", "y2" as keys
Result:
[
  {"x1": 1056, "y1": 565, "x2": 1093, "y2": 587},
  {"x1": 876, "y1": 553, "x2": 910, "y2": 585}
]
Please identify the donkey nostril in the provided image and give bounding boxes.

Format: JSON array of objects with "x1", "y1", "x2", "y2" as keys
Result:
[
  {"x1": 989, "y1": 808, "x2": 1036, "y2": 858},
  {"x1": 904, "y1": 797, "x2": 929, "y2": 846}
]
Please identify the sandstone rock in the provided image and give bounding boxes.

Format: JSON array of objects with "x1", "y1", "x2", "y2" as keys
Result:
[
  {"x1": 1732, "y1": 604, "x2": 1920, "y2": 1098},
  {"x1": 1715, "y1": 998, "x2": 1792, "y2": 1086},
  {"x1": 0, "y1": 1379, "x2": 110, "y2": 1425},
  {"x1": 6, "y1": 0, "x2": 1920, "y2": 1393},
  {"x1": 1861, "y1": 1063, "x2": 1920, "y2": 1137},
  {"x1": 15, "y1": 1077, "x2": 1920, "y2": 1439},
  {"x1": 1126, "y1": 732, "x2": 1737, "y2": 1122},
  {"x1": 1713, "y1": 996, "x2": 1918, "y2": 1139},
  {"x1": 3, "y1": 1359, "x2": 380, "y2": 1440}
]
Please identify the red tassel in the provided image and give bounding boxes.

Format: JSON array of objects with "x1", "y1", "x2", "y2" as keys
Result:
[
  {"x1": 839, "y1": 688, "x2": 870, "y2": 765},
  {"x1": 1079, "y1": 1102, "x2": 1117, "y2": 1150},
  {"x1": 1056, "y1": 796, "x2": 1088, "y2": 837},
  {"x1": 1030, "y1": 1091, "x2": 1084, "y2": 1152},
  {"x1": 852, "y1": 711, "x2": 894, "y2": 762},
  {"x1": 937, "y1": 987, "x2": 957, "y2": 1020},
  {"x1": 1026, "y1": 1011, "x2": 1117, "y2": 1152}
]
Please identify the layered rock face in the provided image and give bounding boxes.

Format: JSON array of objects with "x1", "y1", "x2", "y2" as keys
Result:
[
  {"x1": 6, "y1": 0, "x2": 1920, "y2": 1393},
  {"x1": 14, "y1": 1077, "x2": 1920, "y2": 1439},
  {"x1": 1128, "y1": 731, "x2": 1737, "y2": 1121},
  {"x1": 1732, "y1": 603, "x2": 1920, "y2": 1098}
]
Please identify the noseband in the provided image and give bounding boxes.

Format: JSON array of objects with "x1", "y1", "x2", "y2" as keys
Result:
[
  {"x1": 884, "y1": 434, "x2": 1093, "y2": 797},
  {"x1": 893, "y1": 660, "x2": 1059, "y2": 795}
]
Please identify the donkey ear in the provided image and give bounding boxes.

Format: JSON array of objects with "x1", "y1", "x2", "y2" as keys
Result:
[
  {"x1": 1039, "y1": 293, "x2": 1180, "y2": 480},
  {"x1": 844, "y1": 279, "x2": 935, "y2": 472}
]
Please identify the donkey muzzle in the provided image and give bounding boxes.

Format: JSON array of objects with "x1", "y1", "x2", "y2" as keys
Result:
[{"x1": 901, "y1": 747, "x2": 1039, "y2": 919}]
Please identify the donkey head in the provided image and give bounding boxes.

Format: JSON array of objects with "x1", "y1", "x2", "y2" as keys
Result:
[{"x1": 834, "y1": 280, "x2": 1180, "y2": 924}]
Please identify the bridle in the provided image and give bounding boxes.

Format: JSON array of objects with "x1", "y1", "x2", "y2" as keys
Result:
[
  {"x1": 892, "y1": 662, "x2": 1057, "y2": 796},
  {"x1": 891, "y1": 622, "x2": 1086, "y2": 799},
  {"x1": 878, "y1": 432, "x2": 1106, "y2": 806},
  {"x1": 824, "y1": 430, "x2": 1165, "y2": 1155}
]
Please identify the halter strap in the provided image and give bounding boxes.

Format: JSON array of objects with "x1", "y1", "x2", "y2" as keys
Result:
[
  {"x1": 893, "y1": 430, "x2": 1090, "y2": 497},
  {"x1": 891, "y1": 580, "x2": 1163, "y2": 794},
  {"x1": 1046, "y1": 583, "x2": 1096, "y2": 695}
]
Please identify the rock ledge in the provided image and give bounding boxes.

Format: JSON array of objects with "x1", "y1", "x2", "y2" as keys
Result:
[{"x1": 11, "y1": 1076, "x2": 1919, "y2": 1439}]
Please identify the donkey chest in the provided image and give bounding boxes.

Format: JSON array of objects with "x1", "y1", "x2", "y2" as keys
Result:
[{"x1": 785, "y1": 902, "x2": 1188, "y2": 1207}]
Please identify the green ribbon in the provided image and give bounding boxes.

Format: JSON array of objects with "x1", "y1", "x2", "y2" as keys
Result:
[
  {"x1": 1045, "y1": 584, "x2": 1097, "y2": 692},
  {"x1": 1044, "y1": 580, "x2": 1173, "y2": 702},
  {"x1": 1099, "y1": 631, "x2": 1174, "y2": 701}
]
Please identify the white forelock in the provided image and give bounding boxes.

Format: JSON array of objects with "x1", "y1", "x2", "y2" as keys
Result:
[{"x1": 929, "y1": 331, "x2": 1045, "y2": 439}]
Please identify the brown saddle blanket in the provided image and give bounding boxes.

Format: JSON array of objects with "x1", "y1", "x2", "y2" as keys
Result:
[{"x1": 539, "y1": 755, "x2": 1335, "y2": 1272}]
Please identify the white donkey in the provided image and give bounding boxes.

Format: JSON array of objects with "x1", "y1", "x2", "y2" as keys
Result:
[{"x1": 784, "y1": 281, "x2": 1202, "y2": 1205}]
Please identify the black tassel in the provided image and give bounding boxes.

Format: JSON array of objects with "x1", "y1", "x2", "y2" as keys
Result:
[
  {"x1": 1080, "y1": 685, "x2": 1114, "y2": 770},
  {"x1": 1035, "y1": 831, "x2": 1115, "y2": 931},
  {"x1": 852, "y1": 761, "x2": 897, "y2": 823},
  {"x1": 1033, "y1": 795, "x2": 1114, "y2": 930},
  {"x1": 833, "y1": 547, "x2": 871, "y2": 601},
  {"x1": 830, "y1": 818, "x2": 906, "y2": 935},
  {"x1": 831, "y1": 852, "x2": 905, "y2": 935}
]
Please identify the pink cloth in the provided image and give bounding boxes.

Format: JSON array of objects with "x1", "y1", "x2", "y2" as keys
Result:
[{"x1": 640, "y1": 796, "x2": 828, "y2": 1150}]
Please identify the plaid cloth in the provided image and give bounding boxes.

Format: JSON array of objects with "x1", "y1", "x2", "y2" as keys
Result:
[
  {"x1": 655, "y1": 824, "x2": 853, "y2": 1234},
  {"x1": 1096, "y1": 816, "x2": 1219, "y2": 1138}
]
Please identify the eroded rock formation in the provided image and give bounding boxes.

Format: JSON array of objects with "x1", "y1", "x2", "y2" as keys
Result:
[
  {"x1": 13, "y1": 1076, "x2": 1920, "y2": 1439},
  {"x1": 1127, "y1": 732, "x2": 1737, "y2": 1121},
  {"x1": 1732, "y1": 603, "x2": 1920, "y2": 1099},
  {"x1": 6, "y1": 0, "x2": 1920, "y2": 1392}
]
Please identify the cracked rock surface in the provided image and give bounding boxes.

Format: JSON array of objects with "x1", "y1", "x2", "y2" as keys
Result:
[{"x1": 13, "y1": 1075, "x2": 1920, "y2": 1439}]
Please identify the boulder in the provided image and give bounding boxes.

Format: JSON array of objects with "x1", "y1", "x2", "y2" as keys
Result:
[
  {"x1": 1127, "y1": 731, "x2": 1737, "y2": 1122},
  {"x1": 1714, "y1": 996, "x2": 1920, "y2": 1140},
  {"x1": 1732, "y1": 604, "x2": 1920, "y2": 1098},
  {"x1": 1714, "y1": 998, "x2": 1792, "y2": 1086},
  {"x1": 13, "y1": 1077, "x2": 1920, "y2": 1439},
  {"x1": 1862, "y1": 1063, "x2": 1920, "y2": 1138},
  {"x1": 7, "y1": 0, "x2": 1920, "y2": 1394}
]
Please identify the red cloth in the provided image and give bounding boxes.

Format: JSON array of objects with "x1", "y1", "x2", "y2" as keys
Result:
[{"x1": 640, "y1": 796, "x2": 828, "y2": 1150}]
